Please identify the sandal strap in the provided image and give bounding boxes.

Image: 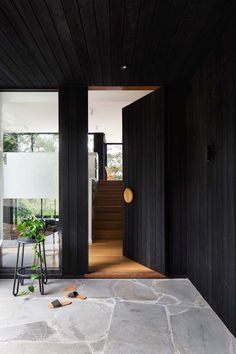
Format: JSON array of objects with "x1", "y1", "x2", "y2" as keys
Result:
[
  {"x1": 68, "y1": 291, "x2": 78, "y2": 298},
  {"x1": 51, "y1": 299, "x2": 62, "y2": 307}
]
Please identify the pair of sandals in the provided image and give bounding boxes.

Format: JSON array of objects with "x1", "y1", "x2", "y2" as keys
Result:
[{"x1": 48, "y1": 291, "x2": 87, "y2": 309}]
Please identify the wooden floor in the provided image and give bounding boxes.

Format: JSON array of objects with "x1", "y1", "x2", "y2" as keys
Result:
[{"x1": 88, "y1": 239, "x2": 164, "y2": 278}]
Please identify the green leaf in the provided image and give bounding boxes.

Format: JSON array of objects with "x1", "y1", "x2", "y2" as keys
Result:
[
  {"x1": 31, "y1": 274, "x2": 39, "y2": 280},
  {"x1": 31, "y1": 264, "x2": 38, "y2": 271},
  {"x1": 18, "y1": 290, "x2": 28, "y2": 296},
  {"x1": 28, "y1": 285, "x2": 35, "y2": 293}
]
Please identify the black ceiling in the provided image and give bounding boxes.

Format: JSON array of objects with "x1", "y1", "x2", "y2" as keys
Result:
[{"x1": 0, "y1": 0, "x2": 235, "y2": 89}]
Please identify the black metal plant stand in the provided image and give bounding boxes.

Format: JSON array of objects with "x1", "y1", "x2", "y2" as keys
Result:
[{"x1": 13, "y1": 238, "x2": 48, "y2": 296}]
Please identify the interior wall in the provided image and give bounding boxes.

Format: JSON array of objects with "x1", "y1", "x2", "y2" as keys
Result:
[
  {"x1": 172, "y1": 23, "x2": 236, "y2": 335},
  {"x1": 88, "y1": 90, "x2": 152, "y2": 143}
]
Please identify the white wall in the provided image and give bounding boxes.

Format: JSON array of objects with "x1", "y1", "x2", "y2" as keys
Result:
[{"x1": 88, "y1": 90, "x2": 152, "y2": 143}]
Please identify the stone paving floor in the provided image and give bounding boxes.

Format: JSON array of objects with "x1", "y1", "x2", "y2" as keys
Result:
[{"x1": 0, "y1": 278, "x2": 235, "y2": 354}]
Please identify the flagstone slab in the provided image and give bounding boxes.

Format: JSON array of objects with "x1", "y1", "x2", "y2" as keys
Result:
[
  {"x1": 0, "y1": 321, "x2": 55, "y2": 342},
  {"x1": 76, "y1": 279, "x2": 117, "y2": 298},
  {"x1": 113, "y1": 280, "x2": 158, "y2": 301},
  {"x1": 152, "y1": 279, "x2": 208, "y2": 306},
  {"x1": 105, "y1": 301, "x2": 173, "y2": 354},
  {"x1": 0, "y1": 341, "x2": 92, "y2": 354},
  {"x1": 55, "y1": 300, "x2": 113, "y2": 342},
  {"x1": 169, "y1": 306, "x2": 235, "y2": 354}
]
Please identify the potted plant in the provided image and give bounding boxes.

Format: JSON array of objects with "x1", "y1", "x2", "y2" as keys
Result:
[{"x1": 17, "y1": 215, "x2": 46, "y2": 294}]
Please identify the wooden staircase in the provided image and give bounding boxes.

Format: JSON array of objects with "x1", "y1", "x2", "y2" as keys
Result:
[{"x1": 93, "y1": 181, "x2": 123, "y2": 240}]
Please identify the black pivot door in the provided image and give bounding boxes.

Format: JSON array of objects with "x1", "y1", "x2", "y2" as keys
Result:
[{"x1": 122, "y1": 88, "x2": 165, "y2": 273}]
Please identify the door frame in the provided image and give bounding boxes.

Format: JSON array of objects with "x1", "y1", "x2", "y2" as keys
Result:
[{"x1": 87, "y1": 86, "x2": 164, "y2": 276}]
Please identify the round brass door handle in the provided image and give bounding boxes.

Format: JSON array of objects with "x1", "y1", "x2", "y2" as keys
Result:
[{"x1": 124, "y1": 187, "x2": 133, "y2": 204}]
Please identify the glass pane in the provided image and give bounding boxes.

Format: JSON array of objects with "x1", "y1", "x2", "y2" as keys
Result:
[
  {"x1": 42, "y1": 199, "x2": 56, "y2": 218},
  {"x1": 88, "y1": 134, "x2": 94, "y2": 153},
  {"x1": 18, "y1": 134, "x2": 32, "y2": 152},
  {"x1": 0, "y1": 92, "x2": 60, "y2": 271},
  {"x1": 17, "y1": 199, "x2": 41, "y2": 219},
  {"x1": 34, "y1": 134, "x2": 59, "y2": 152},
  {"x1": 3, "y1": 133, "x2": 17, "y2": 152},
  {"x1": 106, "y1": 144, "x2": 123, "y2": 180}
]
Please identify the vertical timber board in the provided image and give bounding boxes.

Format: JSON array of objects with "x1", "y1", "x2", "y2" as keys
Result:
[
  {"x1": 165, "y1": 85, "x2": 187, "y2": 276},
  {"x1": 122, "y1": 88, "x2": 165, "y2": 273},
  {"x1": 59, "y1": 87, "x2": 88, "y2": 275}
]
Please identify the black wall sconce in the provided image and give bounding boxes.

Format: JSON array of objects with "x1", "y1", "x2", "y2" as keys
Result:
[{"x1": 205, "y1": 144, "x2": 216, "y2": 162}]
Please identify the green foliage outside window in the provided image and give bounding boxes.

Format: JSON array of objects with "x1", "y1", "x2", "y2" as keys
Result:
[
  {"x1": 34, "y1": 134, "x2": 59, "y2": 152},
  {"x1": 3, "y1": 133, "x2": 59, "y2": 153},
  {"x1": 107, "y1": 145, "x2": 123, "y2": 180},
  {"x1": 3, "y1": 133, "x2": 18, "y2": 152}
]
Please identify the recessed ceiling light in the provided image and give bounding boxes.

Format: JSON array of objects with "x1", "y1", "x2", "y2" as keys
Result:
[{"x1": 121, "y1": 65, "x2": 127, "y2": 70}]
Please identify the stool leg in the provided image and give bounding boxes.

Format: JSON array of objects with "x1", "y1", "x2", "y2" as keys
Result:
[
  {"x1": 38, "y1": 243, "x2": 44, "y2": 295},
  {"x1": 13, "y1": 243, "x2": 21, "y2": 296},
  {"x1": 20, "y1": 244, "x2": 25, "y2": 285},
  {"x1": 42, "y1": 241, "x2": 48, "y2": 284}
]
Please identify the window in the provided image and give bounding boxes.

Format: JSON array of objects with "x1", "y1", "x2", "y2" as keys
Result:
[
  {"x1": 18, "y1": 134, "x2": 32, "y2": 152},
  {"x1": 106, "y1": 144, "x2": 123, "y2": 180},
  {"x1": 0, "y1": 92, "x2": 59, "y2": 270},
  {"x1": 88, "y1": 134, "x2": 94, "y2": 153},
  {"x1": 34, "y1": 134, "x2": 59, "y2": 152}
]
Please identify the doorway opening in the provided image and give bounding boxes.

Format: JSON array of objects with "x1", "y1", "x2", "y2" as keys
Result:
[{"x1": 87, "y1": 88, "x2": 164, "y2": 278}]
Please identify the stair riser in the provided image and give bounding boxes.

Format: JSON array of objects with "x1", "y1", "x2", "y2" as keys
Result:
[
  {"x1": 95, "y1": 195, "x2": 123, "y2": 200},
  {"x1": 93, "y1": 230, "x2": 123, "y2": 240},
  {"x1": 95, "y1": 202, "x2": 123, "y2": 207},
  {"x1": 96, "y1": 190, "x2": 123, "y2": 195},
  {"x1": 97, "y1": 184, "x2": 123, "y2": 189},
  {"x1": 97, "y1": 189, "x2": 123, "y2": 194},
  {"x1": 94, "y1": 213, "x2": 123, "y2": 221},
  {"x1": 93, "y1": 222, "x2": 123, "y2": 230},
  {"x1": 98, "y1": 180, "x2": 123, "y2": 185},
  {"x1": 94, "y1": 205, "x2": 123, "y2": 212}
]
